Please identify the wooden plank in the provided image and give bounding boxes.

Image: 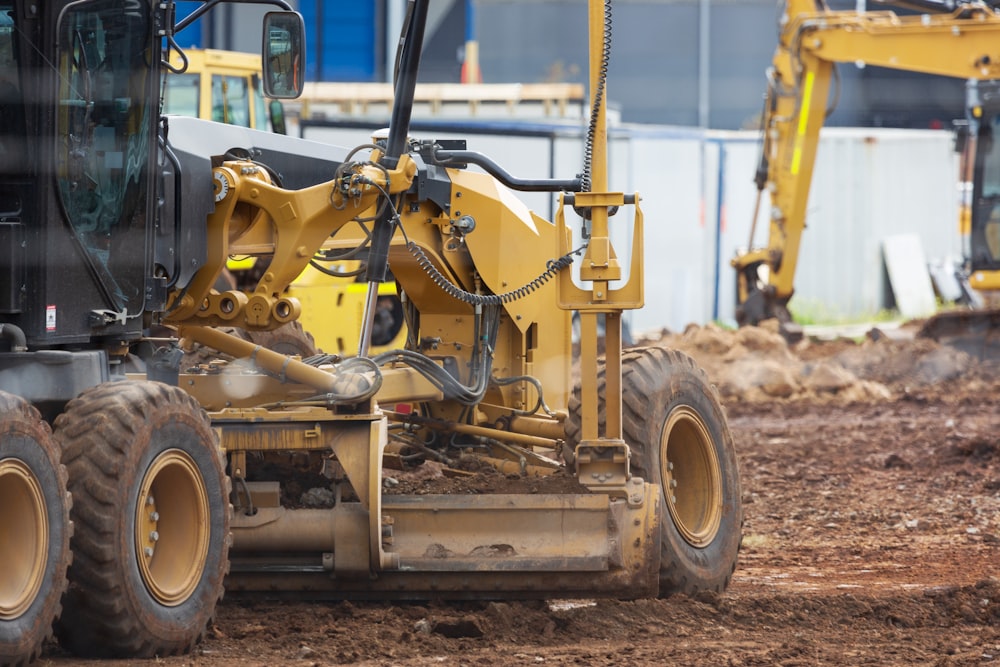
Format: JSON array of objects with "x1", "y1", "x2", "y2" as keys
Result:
[{"x1": 295, "y1": 82, "x2": 585, "y2": 118}]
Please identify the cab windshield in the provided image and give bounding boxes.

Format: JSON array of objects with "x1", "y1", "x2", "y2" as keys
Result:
[
  {"x1": 978, "y1": 119, "x2": 1000, "y2": 200},
  {"x1": 0, "y1": 2, "x2": 24, "y2": 174},
  {"x1": 162, "y1": 71, "x2": 199, "y2": 118},
  {"x1": 979, "y1": 118, "x2": 1000, "y2": 266},
  {"x1": 56, "y1": 0, "x2": 152, "y2": 312},
  {"x1": 163, "y1": 69, "x2": 269, "y2": 131}
]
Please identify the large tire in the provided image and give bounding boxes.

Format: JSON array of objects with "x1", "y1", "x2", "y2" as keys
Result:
[
  {"x1": 180, "y1": 321, "x2": 319, "y2": 370},
  {"x1": 53, "y1": 381, "x2": 230, "y2": 658},
  {"x1": 244, "y1": 320, "x2": 319, "y2": 357},
  {"x1": 0, "y1": 392, "x2": 72, "y2": 666},
  {"x1": 567, "y1": 347, "x2": 742, "y2": 596},
  {"x1": 179, "y1": 326, "x2": 249, "y2": 369}
]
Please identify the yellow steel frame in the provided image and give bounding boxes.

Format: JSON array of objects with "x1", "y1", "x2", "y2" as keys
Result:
[{"x1": 164, "y1": 155, "x2": 416, "y2": 330}]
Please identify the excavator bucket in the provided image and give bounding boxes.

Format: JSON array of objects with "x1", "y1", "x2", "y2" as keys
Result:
[{"x1": 916, "y1": 308, "x2": 1000, "y2": 360}]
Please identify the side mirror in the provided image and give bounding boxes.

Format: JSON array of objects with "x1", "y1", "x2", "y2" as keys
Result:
[
  {"x1": 269, "y1": 100, "x2": 287, "y2": 135},
  {"x1": 262, "y1": 11, "x2": 305, "y2": 99}
]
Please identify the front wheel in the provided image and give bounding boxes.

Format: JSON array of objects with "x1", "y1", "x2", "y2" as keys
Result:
[
  {"x1": 53, "y1": 380, "x2": 230, "y2": 658},
  {"x1": 568, "y1": 347, "x2": 742, "y2": 596},
  {"x1": 0, "y1": 392, "x2": 72, "y2": 666}
]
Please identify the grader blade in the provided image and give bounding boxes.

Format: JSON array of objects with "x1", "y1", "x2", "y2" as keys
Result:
[{"x1": 226, "y1": 488, "x2": 661, "y2": 600}]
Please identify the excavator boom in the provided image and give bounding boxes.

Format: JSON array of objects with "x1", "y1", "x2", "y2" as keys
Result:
[{"x1": 734, "y1": 0, "x2": 1000, "y2": 334}]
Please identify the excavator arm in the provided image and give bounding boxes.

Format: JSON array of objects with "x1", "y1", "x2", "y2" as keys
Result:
[{"x1": 734, "y1": 0, "x2": 1000, "y2": 332}]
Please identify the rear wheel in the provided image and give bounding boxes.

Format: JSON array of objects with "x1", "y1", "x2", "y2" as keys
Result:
[
  {"x1": 0, "y1": 392, "x2": 72, "y2": 666},
  {"x1": 179, "y1": 326, "x2": 248, "y2": 369},
  {"x1": 180, "y1": 321, "x2": 319, "y2": 369},
  {"x1": 567, "y1": 347, "x2": 742, "y2": 596},
  {"x1": 53, "y1": 380, "x2": 229, "y2": 658},
  {"x1": 244, "y1": 320, "x2": 319, "y2": 357}
]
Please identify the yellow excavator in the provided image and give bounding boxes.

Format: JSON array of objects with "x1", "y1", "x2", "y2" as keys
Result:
[
  {"x1": 733, "y1": 0, "x2": 1000, "y2": 348},
  {"x1": 0, "y1": 1, "x2": 741, "y2": 664},
  {"x1": 919, "y1": 76, "x2": 1000, "y2": 354}
]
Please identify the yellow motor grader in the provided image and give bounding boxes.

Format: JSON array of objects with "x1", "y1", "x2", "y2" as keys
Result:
[
  {"x1": 0, "y1": 1, "x2": 741, "y2": 664},
  {"x1": 734, "y1": 0, "x2": 1000, "y2": 346}
]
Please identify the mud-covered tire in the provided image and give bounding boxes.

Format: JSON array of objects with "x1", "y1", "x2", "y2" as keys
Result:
[
  {"x1": 180, "y1": 322, "x2": 319, "y2": 369},
  {"x1": 53, "y1": 381, "x2": 230, "y2": 658},
  {"x1": 244, "y1": 320, "x2": 319, "y2": 357},
  {"x1": 567, "y1": 347, "x2": 742, "y2": 596},
  {"x1": 0, "y1": 392, "x2": 72, "y2": 666},
  {"x1": 178, "y1": 326, "x2": 249, "y2": 369}
]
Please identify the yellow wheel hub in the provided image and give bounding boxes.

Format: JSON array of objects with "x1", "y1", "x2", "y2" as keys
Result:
[
  {"x1": 135, "y1": 449, "x2": 210, "y2": 606},
  {"x1": 661, "y1": 406, "x2": 723, "y2": 548},
  {"x1": 0, "y1": 459, "x2": 47, "y2": 620}
]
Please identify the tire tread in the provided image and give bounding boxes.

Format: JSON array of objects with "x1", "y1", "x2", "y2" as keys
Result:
[
  {"x1": 567, "y1": 346, "x2": 742, "y2": 597},
  {"x1": 0, "y1": 392, "x2": 72, "y2": 667},
  {"x1": 53, "y1": 380, "x2": 229, "y2": 659}
]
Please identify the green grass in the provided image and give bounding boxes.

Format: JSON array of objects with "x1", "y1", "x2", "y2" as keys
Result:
[{"x1": 789, "y1": 298, "x2": 901, "y2": 327}]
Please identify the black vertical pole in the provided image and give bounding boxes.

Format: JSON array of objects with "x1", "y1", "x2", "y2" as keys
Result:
[
  {"x1": 364, "y1": 0, "x2": 426, "y2": 285},
  {"x1": 358, "y1": 0, "x2": 428, "y2": 355}
]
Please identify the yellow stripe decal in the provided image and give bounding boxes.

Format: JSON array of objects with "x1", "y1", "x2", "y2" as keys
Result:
[{"x1": 791, "y1": 70, "x2": 815, "y2": 176}]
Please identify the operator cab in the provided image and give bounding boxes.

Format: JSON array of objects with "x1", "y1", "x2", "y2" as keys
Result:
[
  {"x1": 966, "y1": 81, "x2": 1000, "y2": 276},
  {"x1": 970, "y1": 122, "x2": 1000, "y2": 273}
]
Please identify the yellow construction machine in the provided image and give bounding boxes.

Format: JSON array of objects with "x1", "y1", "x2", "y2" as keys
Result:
[
  {"x1": 163, "y1": 46, "x2": 284, "y2": 133},
  {"x1": 733, "y1": 0, "x2": 1000, "y2": 345},
  {"x1": 0, "y1": 1, "x2": 741, "y2": 664},
  {"x1": 918, "y1": 77, "x2": 1000, "y2": 354},
  {"x1": 163, "y1": 47, "x2": 406, "y2": 355}
]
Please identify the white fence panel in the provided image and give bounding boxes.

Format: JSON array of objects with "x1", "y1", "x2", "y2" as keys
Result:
[{"x1": 301, "y1": 122, "x2": 960, "y2": 332}]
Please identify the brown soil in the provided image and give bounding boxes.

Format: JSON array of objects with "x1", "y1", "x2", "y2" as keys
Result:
[{"x1": 40, "y1": 322, "x2": 1000, "y2": 666}]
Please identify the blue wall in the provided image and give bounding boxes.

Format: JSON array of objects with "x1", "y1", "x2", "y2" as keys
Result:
[
  {"x1": 173, "y1": 1, "x2": 204, "y2": 47},
  {"x1": 300, "y1": 1, "x2": 378, "y2": 81},
  {"x1": 172, "y1": 2, "x2": 380, "y2": 82}
]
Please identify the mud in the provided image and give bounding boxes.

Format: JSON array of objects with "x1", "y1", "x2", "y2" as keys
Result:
[{"x1": 39, "y1": 322, "x2": 1000, "y2": 666}]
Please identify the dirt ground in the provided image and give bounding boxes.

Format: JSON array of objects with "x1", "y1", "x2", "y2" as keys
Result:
[{"x1": 38, "y1": 321, "x2": 1000, "y2": 666}]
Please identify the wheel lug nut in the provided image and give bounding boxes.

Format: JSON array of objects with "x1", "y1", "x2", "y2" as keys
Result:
[
  {"x1": 149, "y1": 531, "x2": 159, "y2": 542},
  {"x1": 144, "y1": 547, "x2": 154, "y2": 557},
  {"x1": 149, "y1": 512, "x2": 160, "y2": 521}
]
